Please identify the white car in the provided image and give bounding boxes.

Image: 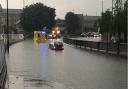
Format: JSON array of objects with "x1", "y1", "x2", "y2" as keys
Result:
[
  {"x1": 111, "y1": 36, "x2": 119, "y2": 43},
  {"x1": 81, "y1": 33, "x2": 87, "y2": 37},
  {"x1": 49, "y1": 41, "x2": 64, "y2": 50}
]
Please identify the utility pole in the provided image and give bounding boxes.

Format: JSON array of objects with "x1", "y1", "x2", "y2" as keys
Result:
[
  {"x1": 6, "y1": 0, "x2": 9, "y2": 52},
  {"x1": 23, "y1": 0, "x2": 25, "y2": 8},
  {"x1": 102, "y1": 0, "x2": 104, "y2": 13}
]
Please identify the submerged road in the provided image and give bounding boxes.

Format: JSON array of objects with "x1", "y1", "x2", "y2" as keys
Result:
[{"x1": 8, "y1": 39, "x2": 127, "y2": 89}]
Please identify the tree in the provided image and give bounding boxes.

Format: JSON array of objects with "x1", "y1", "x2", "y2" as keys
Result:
[
  {"x1": 98, "y1": 0, "x2": 127, "y2": 43},
  {"x1": 20, "y1": 3, "x2": 56, "y2": 32},
  {"x1": 65, "y1": 12, "x2": 80, "y2": 34},
  {"x1": 98, "y1": 10, "x2": 112, "y2": 33},
  {"x1": 113, "y1": 0, "x2": 127, "y2": 42}
]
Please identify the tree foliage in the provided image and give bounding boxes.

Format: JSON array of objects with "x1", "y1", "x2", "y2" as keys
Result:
[
  {"x1": 98, "y1": 0, "x2": 127, "y2": 33},
  {"x1": 65, "y1": 12, "x2": 80, "y2": 34},
  {"x1": 113, "y1": 10, "x2": 127, "y2": 33},
  {"x1": 98, "y1": 10, "x2": 112, "y2": 33},
  {"x1": 20, "y1": 3, "x2": 56, "y2": 32}
]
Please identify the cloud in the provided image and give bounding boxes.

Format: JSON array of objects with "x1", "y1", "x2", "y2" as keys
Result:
[{"x1": 0, "y1": 0, "x2": 112, "y2": 19}]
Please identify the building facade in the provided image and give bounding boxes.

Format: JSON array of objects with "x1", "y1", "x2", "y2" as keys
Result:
[
  {"x1": 83, "y1": 16, "x2": 101, "y2": 32},
  {"x1": 76, "y1": 14, "x2": 101, "y2": 33},
  {"x1": 0, "y1": 4, "x2": 22, "y2": 33}
]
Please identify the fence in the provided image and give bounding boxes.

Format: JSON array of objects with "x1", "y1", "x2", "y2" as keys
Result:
[
  {"x1": 0, "y1": 34, "x2": 24, "y2": 89},
  {"x1": 63, "y1": 37, "x2": 127, "y2": 56},
  {"x1": 0, "y1": 40, "x2": 7, "y2": 89}
]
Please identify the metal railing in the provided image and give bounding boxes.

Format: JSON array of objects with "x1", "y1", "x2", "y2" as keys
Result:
[
  {"x1": 63, "y1": 37, "x2": 127, "y2": 56},
  {"x1": 0, "y1": 33, "x2": 24, "y2": 89},
  {"x1": 0, "y1": 41, "x2": 7, "y2": 89}
]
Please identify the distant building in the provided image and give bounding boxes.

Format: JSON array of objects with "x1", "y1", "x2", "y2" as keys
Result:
[
  {"x1": 55, "y1": 19, "x2": 66, "y2": 32},
  {"x1": 76, "y1": 14, "x2": 101, "y2": 33},
  {"x1": 83, "y1": 16, "x2": 101, "y2": 32},
  {"x1": 0, "y1": 4, "x2": 22, "y2": 33}
]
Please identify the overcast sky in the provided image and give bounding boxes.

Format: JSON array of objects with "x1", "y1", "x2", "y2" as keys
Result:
[{"x1": 0, "y1": 0, "x2": 113, "y2": 19}]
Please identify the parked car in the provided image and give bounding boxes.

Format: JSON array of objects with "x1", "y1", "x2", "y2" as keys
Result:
[
  {"x1": 94, "y1": 33, "x2": 101, "y2": 38},
  {"x1": 111, "y1": 36, "x2": 120, "y2": 43},
  {"x1": 81, "y1": 33, "x2": 87, "y2": 37},
  {"x1": 86, "y1": 32, "x2": 94, "y2": 37},
  {"x1": 49, "y1": 41, "x2": 64, "y2": 50}
]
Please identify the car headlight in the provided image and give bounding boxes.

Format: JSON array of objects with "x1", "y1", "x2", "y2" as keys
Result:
[
  {"x1": 49, "y1": 34, "x2": 52, "y2": 37},
  {"x1": 57, "y1": 31, "x2": 60, "y2": 34}
]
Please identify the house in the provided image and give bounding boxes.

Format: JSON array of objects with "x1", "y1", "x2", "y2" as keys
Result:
[
  {"x1": 76, "y1": 14, "x2": 101, "y2": 33},
  {"x1": 0, "y1": 4, "x2": 22, "y2": 33}
]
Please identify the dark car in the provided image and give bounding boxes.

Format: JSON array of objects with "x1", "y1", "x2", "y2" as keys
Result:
[{"x1": 49, "y1": 41, "x2": 64, "y2": 50}]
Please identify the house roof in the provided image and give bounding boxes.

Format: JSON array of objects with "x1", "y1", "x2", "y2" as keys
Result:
[
  {"x1": 76, "y1": 14, "x2": 101, "y2": 21},
  {"x1": 83, "y1": 16, "x2": 101, "y2": 21},
  {"x1": 0, "y1": 9, "x2": 22, "y2": 14}
]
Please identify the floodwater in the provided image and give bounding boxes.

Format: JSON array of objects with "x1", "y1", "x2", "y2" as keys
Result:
[{"x1": 8, "y1": 39, "x2": 127, "y2": 89}]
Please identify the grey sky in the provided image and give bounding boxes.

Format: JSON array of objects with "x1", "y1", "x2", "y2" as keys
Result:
[{"x1": 0, "y1": 0, "x2": 112, "y2": 19}]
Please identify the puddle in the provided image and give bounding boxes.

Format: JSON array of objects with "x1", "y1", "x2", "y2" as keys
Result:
[{"x1": 24, "y1": 78, "x2": 73, "y2": 89}]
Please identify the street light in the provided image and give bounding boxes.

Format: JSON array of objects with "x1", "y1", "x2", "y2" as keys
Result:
[
  {"x1": 55, "y1": 27, "x2": 59, "y2": 30},
  {"x1": 6, "y1": 0, "x2": 9, "y2": 52},
  {"x1": 102, "y1": 0, "x2": 104, "y2": 13},
  {"x1": 23, "y1": 0, "x2": 25, "y2": 8},
  {"x1": 57, "y1": 30, "x2": 60, "y2": 34},
  {"x1": 52, "y1": 30, "x2": 55, "y2": 34}
]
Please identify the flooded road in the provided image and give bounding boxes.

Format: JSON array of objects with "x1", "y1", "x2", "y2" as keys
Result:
[{"x1": 8, "y1": 39, "x2": 127, "y2": 89}]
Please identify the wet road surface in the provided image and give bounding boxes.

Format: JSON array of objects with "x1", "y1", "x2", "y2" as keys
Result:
[{"x1": 8, "y1": 39, "x2": 127, "y2": 89}]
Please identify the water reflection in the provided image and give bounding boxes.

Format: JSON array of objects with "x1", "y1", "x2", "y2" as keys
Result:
[
  {"x1": 9, "y1": 39, "x2": 127, "y2": 89},
  {"x1": 60, "y1": 50, "x2": 64, "y2": 56},
  {"x1": 50, "y1": 50, "x2": 56, "y2": 56},
  {"x1": 40, "y1": 44, "x2": 47, "y2": 79}
]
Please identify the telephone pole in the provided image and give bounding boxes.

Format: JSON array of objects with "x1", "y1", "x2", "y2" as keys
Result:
[
  {"x1": 6, "y1": 0, "x2": 9, "y2": 52},
  {"x1": 102, "y1": 0, "x2": 104, "y2": 13},
  {"x1": 23, "y1": 0, "x2": 25, "y2": 8}
]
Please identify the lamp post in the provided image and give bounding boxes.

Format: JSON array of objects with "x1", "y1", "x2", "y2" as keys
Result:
[
  {"x1": 102, "y1": 0, "x2": 104, "y2": 13},
  {"x1": 23, "y1": 0, "x2": 25, "y2": 8},
  {"x1": 6, "y1": 0, "x2": 9, "y2": 52}
]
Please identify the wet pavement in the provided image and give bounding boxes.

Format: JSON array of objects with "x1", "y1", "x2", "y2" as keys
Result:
[{"x1": 7, "y1": 39, "x2": 127, "y2": 89}]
